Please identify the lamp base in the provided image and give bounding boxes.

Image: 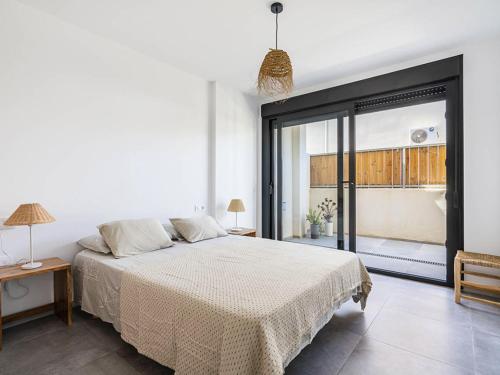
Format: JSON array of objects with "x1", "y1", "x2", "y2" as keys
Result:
[{"x1": 21, "y1": 261, "x2": 43, "y2": 270}]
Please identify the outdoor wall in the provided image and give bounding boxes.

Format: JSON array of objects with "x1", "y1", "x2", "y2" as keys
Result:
[
  {"x1": 282, "y1": 126, "x2": 310, "y2": 239},
  {"x1": 306, "y1": 101, "x2": 446, "y2": 154},
  {"x1": 309, "y1": 188, "x2": 446, "y2": 244}
]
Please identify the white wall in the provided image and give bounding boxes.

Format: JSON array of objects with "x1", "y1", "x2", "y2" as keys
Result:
[
  {"x1": 213, "y1": 83, "x2": 258, "y2": 229},
  {"x1": 0, "y1": 0, "x2": 258, "y2": 316},
  {"x1": 462, "y1": 38, "x2": 500, "y2": 258}
]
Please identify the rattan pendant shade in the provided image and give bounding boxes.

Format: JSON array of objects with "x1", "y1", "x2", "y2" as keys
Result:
[
  {"x1": 258, "y1": 49, "x2": 293, "y2": 96},
  {"x1": 257, "y1": 2, "x2": 293, "y2": 97}
]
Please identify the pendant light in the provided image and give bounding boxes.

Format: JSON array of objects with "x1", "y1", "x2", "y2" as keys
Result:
[{"x1": 257, "y1": 2, "x2": 293, "y2": 97}]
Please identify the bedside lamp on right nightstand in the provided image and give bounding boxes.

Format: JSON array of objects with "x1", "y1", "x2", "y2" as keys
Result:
[{"x1": 227, "y1": 199, "x2": 245, "y2": 231}]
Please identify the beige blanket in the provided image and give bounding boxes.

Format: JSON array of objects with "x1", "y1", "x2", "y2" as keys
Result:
[{"x1": 120, "y1": 236, "x2": 371, "y2": 375}]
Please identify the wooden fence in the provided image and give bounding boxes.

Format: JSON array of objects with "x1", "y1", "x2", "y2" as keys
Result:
[{"x1": 310, "y1": 144, "x2": 446, "y2": 187}]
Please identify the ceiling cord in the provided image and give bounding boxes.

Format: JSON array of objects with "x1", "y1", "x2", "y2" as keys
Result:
[{"x1": 275, "y1": 11, "x2": 278, "y2": 50}]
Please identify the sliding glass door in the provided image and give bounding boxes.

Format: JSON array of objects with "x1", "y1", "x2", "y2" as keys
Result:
[
  {"x1": 354, "y1": 100, "x2": 447, "y2": 281},
  {"x1": 262, "y1": 57, "x2": 463, "y2": 286},
  {"x1": 273, "y1": 110, "x2": 355, "y2": 252},
  {"x1": 268, "y1": 84, "x2": 459, "y2": 284}
]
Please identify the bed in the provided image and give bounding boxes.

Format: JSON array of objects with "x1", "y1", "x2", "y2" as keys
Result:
[{"x1": 74, "y1": 235, "x2": 371, "y2": 375}]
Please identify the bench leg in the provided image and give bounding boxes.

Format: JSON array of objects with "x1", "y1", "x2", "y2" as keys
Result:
[{"x1": 454, "y1": 257, "x2": 462, "y2": 303}]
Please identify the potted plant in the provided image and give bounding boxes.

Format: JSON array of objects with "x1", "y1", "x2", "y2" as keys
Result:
[
  {"x1": 306, "y1": 208, "x2": 322, "y2": 239},
  {"x1": 318, "y1": 198, "x2": 337, "y2": 237}
]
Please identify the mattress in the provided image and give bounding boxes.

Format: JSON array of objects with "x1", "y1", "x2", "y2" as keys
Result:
[{"x1": 74, "y1": 235, "x2": 371, "y2": 374}]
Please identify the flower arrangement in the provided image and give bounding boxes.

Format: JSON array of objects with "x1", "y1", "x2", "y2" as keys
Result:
[{"x1": 318, "y1": 198, "x2": 337, "y2": 223}]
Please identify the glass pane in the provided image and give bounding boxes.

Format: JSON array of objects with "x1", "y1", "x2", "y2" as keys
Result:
[
  {"x1": 355, "y1": 101, "x2": 447, "y2": 281},
  {"x1": 279, "y1": 114, "x2": 349, "y2": 251},
  {"x1": 342, "y1": 116, "x2": 349, "y2": 250}
]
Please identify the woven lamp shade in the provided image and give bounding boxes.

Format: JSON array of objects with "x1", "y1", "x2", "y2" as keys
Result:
[
  {"x1": 227, "y1": 199, "x2": 246, "y2": 213},
  {"x1": 258, "y1": 49, "x2": 293, "y2": 97},
  {"x1": 4, "y1": 203, "x2": 55, "y2": 226}
]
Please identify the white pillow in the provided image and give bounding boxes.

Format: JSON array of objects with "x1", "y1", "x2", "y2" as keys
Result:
[
  {"x1": 99, "y1": 219, "x2": 174, "y2": 258},
  {"x1": 170, "y1": 215, "x2": 227, "y2": 243},
  {"x1": 77, "y1": 235, "x2": 111, "y2": 254},
  {"x1": 163, "y1": 220, "x2": 183, "y2": 240}
]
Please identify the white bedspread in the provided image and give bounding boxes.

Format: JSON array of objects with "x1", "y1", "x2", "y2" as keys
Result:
[
  {"x1": 118, "y1": 236, "x2": 371, "y2": 375},
  {"x1": 73, "y1": 244, "x2": 192, "y2": 331}
]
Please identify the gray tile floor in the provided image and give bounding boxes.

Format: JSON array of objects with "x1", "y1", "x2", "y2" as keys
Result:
[
  {"x1": 1, "y1": 273, "x2": 499, "y2": 375},
  {"x1": 285, "y1": 235, "x2": 447, "y2": 280}
]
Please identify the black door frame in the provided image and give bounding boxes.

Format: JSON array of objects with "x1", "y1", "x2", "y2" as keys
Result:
[
  {"x1": 261, "y1": 56, "x2": 464, "y2": 287},
  {"x1": 273, "y1": 109, "x2": 353, "y2": 250}
]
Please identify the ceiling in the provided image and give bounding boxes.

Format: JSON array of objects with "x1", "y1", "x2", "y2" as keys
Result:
[{"x1": 18, "y1": 0, "x2": 500, "y2": 95}]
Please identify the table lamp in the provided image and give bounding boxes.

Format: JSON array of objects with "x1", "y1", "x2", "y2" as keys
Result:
[
  {"x1": 4, "y1": 203, "x2": 55, "y2": 269},
  {"x1": 227, "y1": 199, "x2": 245, "y2": 231}
]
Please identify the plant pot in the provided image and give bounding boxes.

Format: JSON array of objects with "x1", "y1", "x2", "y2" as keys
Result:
[
  {"x1": 310, "y1": 224, "x2": 320, "y2": 239},
  {"x1": 325, "y1": 222, "x2": 334, "y2": 237}
]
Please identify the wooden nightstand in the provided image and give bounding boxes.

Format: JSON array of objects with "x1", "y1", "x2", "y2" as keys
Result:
[
  {"x1": 0, "y1": 257, "x2": 72, "y2": 350},
  {"x1": 228, "y1": 228, "x2": 257, "y2": 237}
]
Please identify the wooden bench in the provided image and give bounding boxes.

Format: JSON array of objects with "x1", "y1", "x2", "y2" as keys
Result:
[{"x1": 454, "y1": 250, "x2": 500, "y2": 307}]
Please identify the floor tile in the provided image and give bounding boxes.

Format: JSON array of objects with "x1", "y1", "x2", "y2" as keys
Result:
[
  {"x1": 470, "y1": 309, "x2": 500, "y2": 337},
  {"x1": 473, "y1": 328, "x2": 500, "y2": 375},
  {"x1": 366, "y1": 307, "x2": 474, "y2": 369},
  {"x1": 418, "y1": 244, "x2": 447, "y2": 263},
  {"x1": 461, "y1": 298, "x2": 500, "y2": 316},
  {"x1": 376, "y1": 274, "x2": 453, "y2": 299},
  {"x1": 380, "y1": 239, "x2": 423, "y2": 252},
  {"x1": 2, "y1": 314, "x2": 73, "y2": 347},
  {"x1": 0, "y1": 319, "x2": 110, "y2": 375},
  {"x1": 383, "y1": 290, "x2": 471, "y2": 326},
  {"x1": 82, "y1": 316, "x2": 128, "y2": 351},
  {"x1": 285, "y1": 320, "x2": 361, "y2": 375},
  {"x1": 356, "y1": 236, "x2": 386, "y2": 249},
  {"x1": 332, "y1": 296, "x2": 387, "y2": 335},
  {"x1": 115, "y1": 344, "x2": 174, "y2": 374},
  {"x1": 72, "y1": 352, "x2": 142, "y2": 375},
  {"x1": 338, "y1": 337, "x2": 473, "y2": 375}
]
